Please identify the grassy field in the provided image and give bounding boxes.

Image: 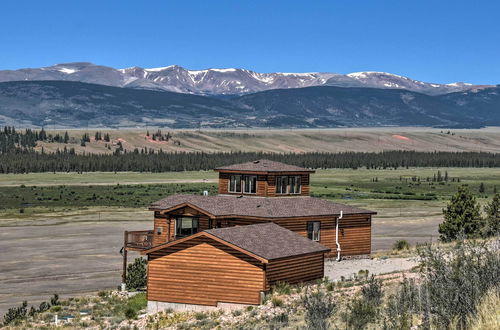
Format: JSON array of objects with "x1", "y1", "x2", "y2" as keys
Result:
[{"x1": 32, "y1": 127, "x2": 500, "y2": 154}]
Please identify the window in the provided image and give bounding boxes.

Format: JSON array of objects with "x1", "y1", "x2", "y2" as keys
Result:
[
  {"x1": 229, "y1": 175, "x2": 242, "y2": 193},
  {"x1": 276, "y1": 176, "x2": 288, "y2": 194},
  {"x1": 307, "y1": 221, "x2": 321, "y2": 241},
  {"x1": 289, "y1": 176, "x2": 301, "y2": 194},
  {"x1": 175, "y1": 216, "x2": 199, "y2": 237},
  {"x1": 243, "y1": 175, "x2": 257, "y2": 194}
]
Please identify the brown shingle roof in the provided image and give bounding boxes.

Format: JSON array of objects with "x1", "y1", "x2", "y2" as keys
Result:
[
  {"x1": 214, "y1": 159, "x2": 314, "y2": 173},
  {"x1": 150, "y1": 194, "x2": 376, "y2": 217},
  {"x1": 205, "y1": 223, "x2": 330, "y2": 260}
]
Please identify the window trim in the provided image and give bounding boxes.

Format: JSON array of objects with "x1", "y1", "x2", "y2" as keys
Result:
[{"x1": 307, "y1": 221, "x2": 321, "y2": 242}]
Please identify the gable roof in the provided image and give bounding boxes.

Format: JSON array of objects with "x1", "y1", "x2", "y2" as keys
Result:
[
  {"x1": 214, "y1": 159, "x2": 315, "y2": 173},
  {"x1": 205, "y1": 223, "x2": 330, "y2": 260},
  {"x1": 143, "y1": 223, "x2": 330, "y2": 261},
  {"x1": 150, "y1": 194, "x2": 376, "y2": 218}
]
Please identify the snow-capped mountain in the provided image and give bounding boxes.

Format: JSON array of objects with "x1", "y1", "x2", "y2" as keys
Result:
[
  {"x1": 0, "y1": 62, "x2": 488, "y2": 96},
  {"x1": 332, "y1": 72, "x2": 477, "y2": 95}
]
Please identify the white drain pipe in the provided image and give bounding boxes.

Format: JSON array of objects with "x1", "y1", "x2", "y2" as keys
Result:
[{"x1": 336, "y1": 210, "x2": 343, "y2": 261}]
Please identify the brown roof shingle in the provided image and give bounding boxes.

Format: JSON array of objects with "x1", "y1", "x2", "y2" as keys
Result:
[
  {"x1": 215, "y1": 159, "x2": 314, "y2": 173},
  {"x1": 150, "y1": 194, "x2": 376, "y2": 217},
  {"x1": 205, "y1": 223, "x2": 330, "y2": 260}
]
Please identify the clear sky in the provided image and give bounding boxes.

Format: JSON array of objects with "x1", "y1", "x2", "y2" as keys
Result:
[{"x1": 1, "y1": 0, "x2": 499, "y2": 84}]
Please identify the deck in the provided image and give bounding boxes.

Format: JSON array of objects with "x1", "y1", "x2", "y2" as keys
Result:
[{"x1": 124, "y1": 230, "x2": 154, "y2": 251}]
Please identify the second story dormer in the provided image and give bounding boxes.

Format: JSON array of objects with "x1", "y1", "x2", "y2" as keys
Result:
[{"x1": 214, "y1": 159, "x2": 315, "y2": 197}]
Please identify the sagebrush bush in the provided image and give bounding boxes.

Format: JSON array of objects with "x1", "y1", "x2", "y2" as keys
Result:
[
  {"x1": 343, "y1": 275, "x2": 383, "y2": 329},
  {"x1": 383, "y1": 277, "x2": 420, "y2": 330},
  {"x1": 301, "y1": 287, "x2": 336, "y2": 330},
  {"x1": 418, "y1": 238, "x2": 500, "y2": 329},
  {"x1": 393, "y1": 239, "x2": 410, "y2": 251}
]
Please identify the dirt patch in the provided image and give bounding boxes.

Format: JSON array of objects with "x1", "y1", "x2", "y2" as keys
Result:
[{"x1": 324, "y1": 257, "x2": 418, "y2": 281}]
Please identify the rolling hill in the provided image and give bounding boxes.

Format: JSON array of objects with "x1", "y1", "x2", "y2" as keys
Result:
[{"x1": 0, "y1": 80, "x2": 498, "y2": 128}]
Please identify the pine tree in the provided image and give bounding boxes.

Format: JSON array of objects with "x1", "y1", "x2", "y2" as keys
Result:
[
  {"x1": 439, "y1": 186, "x2": 483, "y2": 242},
  {"x1": 482, "y1": 193, "x2": 500, "y2": 237},
  {"x1": 479, "y1": 182, "x2": 485, "y2": 193},
  {"x1": 63, "y1": 131, "x2": 69, "y2": 143}
]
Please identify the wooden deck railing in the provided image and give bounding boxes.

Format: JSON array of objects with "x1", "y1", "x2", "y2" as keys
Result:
[{"x1": 125, "y1": 230, "x2": 154, "y2": 250}]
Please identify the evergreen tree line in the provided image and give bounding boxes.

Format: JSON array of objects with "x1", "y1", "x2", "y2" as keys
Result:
[
  {"x1": 2, "y1": 150, "x2": 500, "y2": 173},
  {"x1": 0, "y1": 126, "x2": 69, "y2": 153}
]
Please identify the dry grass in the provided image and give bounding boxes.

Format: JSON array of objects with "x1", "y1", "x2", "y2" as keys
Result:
[
  {"x1": 466, "y1": 289, "x2": 500, "y2": 330},
  {"x1": 34, "y1": 127, "x2": 500, "y2": 154}
]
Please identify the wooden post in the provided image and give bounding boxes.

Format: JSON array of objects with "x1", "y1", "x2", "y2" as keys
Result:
[{"x1": 122, "y1": 231, "x2": 128, "y2": 285}]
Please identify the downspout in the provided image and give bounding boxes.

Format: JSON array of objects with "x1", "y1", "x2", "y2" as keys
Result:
[{"x1": 336, "y1": 210, "x2": 343, "y2": 261}]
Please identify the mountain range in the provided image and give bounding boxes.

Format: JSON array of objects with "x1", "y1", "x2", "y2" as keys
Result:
[
  {"x1": 0, "y1": 62, "x2": 492, "y2": 96},
  {"x1": 0, "y1": 62, "x2": 498, "y2": 129}
]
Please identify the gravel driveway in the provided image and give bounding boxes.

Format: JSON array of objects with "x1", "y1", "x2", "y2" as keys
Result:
[{"x1": 324, "y1": 257, "x2": 419, "y2": 281}]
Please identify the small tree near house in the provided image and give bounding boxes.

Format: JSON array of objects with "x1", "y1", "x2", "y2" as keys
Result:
[
  {"x1": 439, "y1": 185, "x2": 483, "y2": 242},
  {"x1": 126, "y1": 257, "x2": 147, "y2": 291}
]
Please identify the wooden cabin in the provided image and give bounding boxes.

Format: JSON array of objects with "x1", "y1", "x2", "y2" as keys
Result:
[
  {"x1": 144, "y1": 223, "x2": 329, "y2": 310},
  {"x1": 123, "y1": 159, "x2": 376, "y2": 308}
]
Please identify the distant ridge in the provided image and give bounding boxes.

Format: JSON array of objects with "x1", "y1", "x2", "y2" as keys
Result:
[
  {"x1": 0, "y1": 62, "x2": 492, "y2": 96},
  {"x1": 0, "y1": 80, "x2": 499, "y2": 128}
]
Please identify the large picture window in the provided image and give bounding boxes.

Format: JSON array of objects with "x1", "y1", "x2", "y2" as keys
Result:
[
  {"x1": 289, "y1": 176, "x2": 301, "y2": 194},
  {"x1": 243, "y1": 175, "x2": 257, "y2": 194},
  {"x1": 229, "y1": 175, "x2": 242, "y2": 193},
  {"x1": 307, "y1": 221, "x2": 321, "y2": 241},
  {"x1": 276, "y1": 176, "x2": 288, "y2": 194},
  {"x1": 175, "y1": 216, "x2": 199, "y2": 237}
]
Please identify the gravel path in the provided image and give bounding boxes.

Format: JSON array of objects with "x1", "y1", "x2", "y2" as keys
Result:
[{"x1": 324, "y1": 257, "x2": 419, "y2": 281}]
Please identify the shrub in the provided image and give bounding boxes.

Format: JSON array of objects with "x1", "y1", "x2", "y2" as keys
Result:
[
  {"x1": 301, "y1": 287, "x2": 336, "y2": 330},
  {"x1": 393, "y1": 239, "x2": 410, "y2": 251},
  {"x1": 126, "y1": 257, "x2": 147, "y2": 290},
  {"x1": 417, "y1": 238, "x2": 500, "y2": 329},
  {"x1": 50, "y1": 293, "x2": 60, "y2": 306},
  {"x1": 343, "y1": 275, "x2": 383, "y2": 328},
  {"x1": 3, "y1": 301, "x2": 27, "y2": 325},
  {"x1": 37, "y1": 301, "x2": 50, "y2": 313},
  {"x1": 270, "y1": 296, "x2": 283, "y2": 307},
  {"x1": 124, "y1": 306, "x2": 137, "y2": 319},
  {"x1": 272, "y1": 281, "x2": 292, "y2": 295},
  {"x1": 194, "y1": 312, "x2": 207, "y2": 320},
  {"x1": 383, "y1": 277, "x2": 420, "y2": 330},
  {"x1": 464, "y1": 288, "x2": 500, "y2": 330}
]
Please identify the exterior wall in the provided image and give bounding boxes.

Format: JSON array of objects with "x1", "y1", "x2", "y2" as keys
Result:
[
  {"x1": 265, "y1": 253, "x2": 324, "y2": 290},
  {"x1": 147, "y1": 236, "x2": 265, "y2": 306},
  {"x1": 272, "y1": 215, "x2": 372, "y2": 257},
  {"x1": 153, "y1": 212, "x2": 371, "y2": 257},
  {"x1": 228, "y1": 214, "x2": 372, "y2": 257},
  {"x1": 218, "y1": 172, "x2": 310, "y2": 197}
]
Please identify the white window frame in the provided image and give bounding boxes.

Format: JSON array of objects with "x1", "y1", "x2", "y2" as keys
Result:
[
  {"x1": 243, "y1": 175, "x2": 257, "y2": 194},
  {"x1": 307, "y1": 221, "x2": 321, "y2": 242},
  {"x1": 289, "y1": 176, "x2": 302, "y2": 194},
  {"x1": 228, "y1": 175, "x2": 242, "y2": 193},
  {"x1": 276, "y1": 176, "x2": 288, "y2": 194}
]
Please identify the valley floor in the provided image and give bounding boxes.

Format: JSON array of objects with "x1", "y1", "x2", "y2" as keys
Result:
[{"x1": 1, "y1": 167, "x2": 500, "y2": 317}]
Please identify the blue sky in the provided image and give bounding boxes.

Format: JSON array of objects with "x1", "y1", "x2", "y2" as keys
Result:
[{"x1": 1, "y1": 0, "x2": 499, "y2": 84}]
